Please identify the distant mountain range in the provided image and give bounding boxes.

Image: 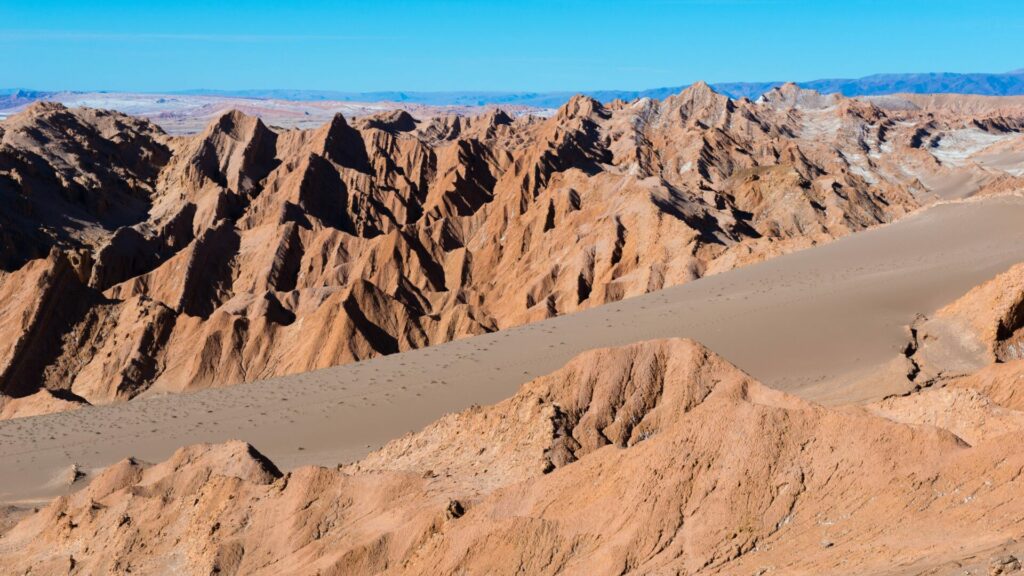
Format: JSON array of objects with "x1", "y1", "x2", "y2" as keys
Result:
[
  {"x1": 718, "y1": 69, "x2": 1024, "y2": 100},
  {"x1": 4, "y1": 69, "x2": 1024, "y2": 109}
]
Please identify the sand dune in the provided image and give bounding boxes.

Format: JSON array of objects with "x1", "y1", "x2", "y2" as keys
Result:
[{"x1": 1, "y1": 193, "x2": 1022, "y2": 506}]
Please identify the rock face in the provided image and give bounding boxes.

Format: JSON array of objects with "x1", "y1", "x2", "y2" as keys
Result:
[
  {"x1": 904, "y1": 263, "x2": 1024, "y2": 385},
  {"x1": 867, "y1": 263, "x2": 1024, "y2": 448},
  {"x1": 1, "y1": 85, "x2": 1023, "y2": 415},
  {"x1": 6, "y1": 338, "x2": 1024, "y2": 574}
]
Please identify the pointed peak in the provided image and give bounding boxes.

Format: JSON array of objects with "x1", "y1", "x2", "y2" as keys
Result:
[
  {"x1": 678, "y1": 80, "x2": 724, "y2": 101},
  {"x1": 312, "y1": 113, "x2": 370, "y2": 172},
  {"x1": 461, "y1": 108, "x2": 512, "y2": 139},
  {"x1": 204, "y1": 109, "x2": 269, "y2": 140},
  {"x1": 483, "y1": 107, "x2": 513, "y2": 126},
  {"x1": 660, "y1": 81, "x2": 736, "y2": 128},
  {"x1": 214, "y1": 108, "x2": 249, "y2": 125},
  {"x1": 163, "y1": 441, "x2": 282, "y2": 484},
  {"x1": 670, "y1": 81, "x2": 731, "y2": 112},
  {"x1": 327, "y1": 111, "x2": 351, "y2": 128},
  {"x1": 315, "y1": 112, "x2": 354, "y2": 146},
  {"x1": 556, "y1": 94, "x2": 609, "y2": 121}
]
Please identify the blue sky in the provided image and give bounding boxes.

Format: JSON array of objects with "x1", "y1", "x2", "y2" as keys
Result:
[{"x1": 2, "y1": 0, "x2": 1023, "y2": 92}]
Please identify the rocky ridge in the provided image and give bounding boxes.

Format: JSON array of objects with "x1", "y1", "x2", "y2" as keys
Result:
[{"x1": 2, "y1": 84, "x2": 1023, "y2": 416}]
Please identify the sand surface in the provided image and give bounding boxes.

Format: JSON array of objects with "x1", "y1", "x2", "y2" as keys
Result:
[
  {"x1": 977, "y1": 150, "x2": 1024, "y2": 177},
  {"x1": 2, "y1": 194, "x2": 1024, "y2": 505},
  {"x1": 917, "y1": 171, "x2": 982, "y2": 201}
]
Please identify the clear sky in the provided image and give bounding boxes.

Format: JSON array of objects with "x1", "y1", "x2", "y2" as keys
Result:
[{"x1": 2, "y1": 0, "x2": 1023, "y2": 92}]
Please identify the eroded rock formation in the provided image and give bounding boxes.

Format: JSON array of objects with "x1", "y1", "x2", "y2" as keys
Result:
[{"x1": 2, "y1": 84, "x2": 1023, "y2": 415}]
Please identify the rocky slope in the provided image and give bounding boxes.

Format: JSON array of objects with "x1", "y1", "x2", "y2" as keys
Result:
[
  {"x1": 865, "y1": 262, "x2": 1024, "y2": 440},
  {"x1": 899, "y1": 262, "x2": 1024, "y2": 386},
  {"x1": 2, "y1": 84, "x2": 1023, "y2": 416},
  {"x1": 5, "y1": 337, "x2": 1024, "y2": 574}
]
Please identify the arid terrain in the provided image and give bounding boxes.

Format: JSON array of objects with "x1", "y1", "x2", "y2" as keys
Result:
[
  {"x1": 3, "y1": 83, "x2": 1024, "y2": 420},
  {"x1": 2, "y1": 83, "x2": 1024, "y2": 575},
  {"x1": 5, "y1": 257, "x2": 1024, "y2": 574}
]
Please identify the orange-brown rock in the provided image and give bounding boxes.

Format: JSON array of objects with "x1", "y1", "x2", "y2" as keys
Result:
[
  {"x1": 2, "y1": 85, "x2": 1023, "y2": 415},
  {"x1": 6, "y1": 339, "x2": 1024, "y2": 574},
  {"x1": 865, "y1": 263, "x2": 1024, "y2": 442},
  {"x1": 904, "y1": 263, "x2": 1024, "y2": 385}
]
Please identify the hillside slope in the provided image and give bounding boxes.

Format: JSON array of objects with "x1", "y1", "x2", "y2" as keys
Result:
[{"x1": 5, "y1": 337, "x2": 1024, "y2": 575}]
